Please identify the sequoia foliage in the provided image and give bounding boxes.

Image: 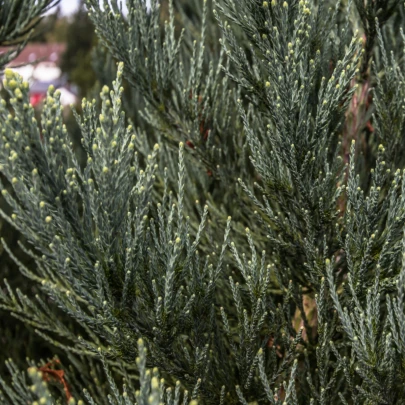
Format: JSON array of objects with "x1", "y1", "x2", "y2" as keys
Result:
[{"x1": 2, "y1": 0, "x2": 405, "y2": 404}]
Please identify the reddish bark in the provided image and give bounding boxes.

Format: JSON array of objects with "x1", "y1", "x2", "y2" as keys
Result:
[
  {"x1": 39, "y1": 359, "x2": 72, "y2": 402},
  {"x1": 185, "y1": 140, "x2": 195, "y2": 149}
]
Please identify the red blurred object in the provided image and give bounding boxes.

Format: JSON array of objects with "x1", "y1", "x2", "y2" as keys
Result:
[
  {"x1": 39, "y1": 359, "x2": 72, "y2": 402},
  {"x1": 30, "y1": 93, "x2": 45, "y2": 107}
]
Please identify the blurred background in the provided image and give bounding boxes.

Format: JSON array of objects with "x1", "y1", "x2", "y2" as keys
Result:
[
  {"x1": 1, "y1": 0, "x2": 94, "y2": 108},
  {"x1": 59, "y1": 0, "x2": 81, "y2": 14}
]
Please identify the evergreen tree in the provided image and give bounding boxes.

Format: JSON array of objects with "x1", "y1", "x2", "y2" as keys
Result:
[
  {"x1": 0, "y1": 0, "x2": 60, "y2": 68},
  {"x1": 2, "y1": 0, "x2": 405, "y2": 404},
  {"x1": 0, "y1": 0, "x2": 62, "y2": 377},
  {"x1": 60, "y1": 0, "x2": 96, "y2": 97}
]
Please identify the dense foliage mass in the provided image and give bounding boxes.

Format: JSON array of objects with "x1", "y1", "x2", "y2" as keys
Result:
[{"x1": 2, "y1": 0, "x2": 405, "y2": 404}]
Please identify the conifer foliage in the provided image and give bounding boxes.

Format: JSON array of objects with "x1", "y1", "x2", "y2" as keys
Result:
[
  {"x1": 0, "y1": 0, "x2": 59, "y2": 68},
  {"x1": 2, "y1": 0, "x2": 405, "y2": 404}
]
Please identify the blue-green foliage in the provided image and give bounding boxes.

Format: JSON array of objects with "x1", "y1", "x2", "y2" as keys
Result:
[
  {"x1": 0, "y1": 0, "x2": 59, "y2": 69},
  {"x1": 2, "y1": 0, "x2": 405, "y2": 404}
]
